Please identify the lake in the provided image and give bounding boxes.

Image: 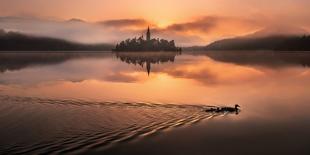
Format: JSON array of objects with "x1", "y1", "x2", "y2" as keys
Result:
[{"x1": 0, "y1": 51, "x2": 310, "y2": 155}]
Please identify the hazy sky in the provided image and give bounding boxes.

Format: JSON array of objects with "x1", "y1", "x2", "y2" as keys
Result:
[
  {"x1": 0, "y1": 0, "x2": 309, "y2": 45},
  {"x1": 0, "y1": 0, "x2": 309, "y2": 24}
]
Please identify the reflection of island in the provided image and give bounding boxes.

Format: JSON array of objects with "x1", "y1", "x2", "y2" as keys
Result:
[
  {"x1": 115, "y1": 52, "x2": 181, "y2": 75},
  {"x1": 113, "y1": 27, "x2": 182, "y2": 52}
]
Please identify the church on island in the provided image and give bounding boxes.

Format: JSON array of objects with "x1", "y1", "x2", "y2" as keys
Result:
[{"x1": 113, "y1": 27, "x2": 182, "y2": 52}]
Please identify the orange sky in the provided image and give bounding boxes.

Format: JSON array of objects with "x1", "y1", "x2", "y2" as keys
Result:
[
  {"x1": 0, "y1": 0, "x2": 309, "y2": 45},
  {"x1": 0, "y1": 0, "x2": 309, "y2": 24}
]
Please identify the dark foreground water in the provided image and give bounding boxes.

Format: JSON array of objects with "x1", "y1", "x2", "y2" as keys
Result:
[{"x1": 0, "y1": 51, "x2": 310, "y2": 154}]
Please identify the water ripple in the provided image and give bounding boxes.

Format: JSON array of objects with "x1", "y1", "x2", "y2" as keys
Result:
[{"x1": 0, "y1": 95, "x2": 218, "y2": 154}]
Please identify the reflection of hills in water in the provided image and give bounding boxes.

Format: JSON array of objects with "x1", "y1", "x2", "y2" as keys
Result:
[
  {"x1": 200, "y1": 51, "x2": 310, "y2": 68},
  {"x1": 115, "y1": 52, "x2": 181, "y2": 75},
  {"x1": 1, "y1": 51, "x2": 309, "y2": 74},
  {"x1": 0, "y1": 53, "x2": 110, "y2": 73}
]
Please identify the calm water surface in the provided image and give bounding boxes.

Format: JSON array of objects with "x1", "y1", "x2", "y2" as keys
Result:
[{"x1": 0, "y1": 51, "x2": 310, "y2": 154}]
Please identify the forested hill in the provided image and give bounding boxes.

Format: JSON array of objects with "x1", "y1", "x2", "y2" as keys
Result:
[
  {"x1": 0, "y1": 30, "x2": 113, "y2": 51},
  {"x1": 205, "y1": 35, "x2": 310, "y2": 51}
]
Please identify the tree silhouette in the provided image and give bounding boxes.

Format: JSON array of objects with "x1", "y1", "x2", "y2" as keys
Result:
[{"x1": 113, "y1": 27, "x2": 182, "y2": 52}]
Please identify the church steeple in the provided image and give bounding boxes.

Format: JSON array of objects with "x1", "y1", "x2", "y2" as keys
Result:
[{"x1": 146, "y1": 26, "x2": 151, "y2": 41}]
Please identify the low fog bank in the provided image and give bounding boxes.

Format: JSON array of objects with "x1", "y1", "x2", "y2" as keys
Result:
[{"x1": 0, "y1": 16, "x2": 309, "y2": 47}]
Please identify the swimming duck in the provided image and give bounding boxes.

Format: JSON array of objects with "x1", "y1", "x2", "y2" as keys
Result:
[{"x1": 205, "y1": 104, "x2": 240, "y2": 113}]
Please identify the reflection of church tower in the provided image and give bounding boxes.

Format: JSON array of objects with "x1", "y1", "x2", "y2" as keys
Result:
[
  {"x1": 146, "y1": 26, "x2": 151, "y2": 41},
  {"x1": 146, "y1": 61, "x2": 151, "y2": 76}
]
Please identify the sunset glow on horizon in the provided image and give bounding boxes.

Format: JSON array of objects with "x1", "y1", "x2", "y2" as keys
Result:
[
  {"x1": 0, "y1": 0, "x2": 310, "y2": 45},
  {"x1": 1, "y1": 1, "x2": 310, "y2": 154}
]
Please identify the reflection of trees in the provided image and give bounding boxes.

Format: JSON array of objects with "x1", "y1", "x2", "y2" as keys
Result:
[
  {"x1": 115, "y1": 52, "x2": 181, "y2": 75},
  {"x1": 0, "y1": 53, "x2": 110, "y2": 73},
  {"x1": 198, "y1": 51, "x2": 310, "y2": 68}
]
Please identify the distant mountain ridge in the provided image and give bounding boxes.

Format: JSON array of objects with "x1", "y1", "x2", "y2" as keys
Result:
[
  {"x1": 0, "y1": 30, "x2": 114, "y2": 51},
  {"x1": 205, "y1": 35, "x2": 310, "y2": 51},
  {"x1": 246, "y1": 26, "x2": 309, "y2": 38},
  {"x1": 205, "y1": 27, "x2": 310, "y2": 51}
]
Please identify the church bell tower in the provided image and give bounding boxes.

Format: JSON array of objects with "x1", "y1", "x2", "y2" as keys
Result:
[{"x1": 146, "y1": 26, "x2": 151, "y2": 41}]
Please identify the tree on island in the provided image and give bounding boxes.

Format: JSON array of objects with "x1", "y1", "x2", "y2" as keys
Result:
[{"x1": 113, "y1": 27, "x2": 182, "y2": 52}]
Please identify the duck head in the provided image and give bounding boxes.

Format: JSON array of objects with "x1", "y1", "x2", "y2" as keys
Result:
[{"x1": 235, "y1": 104, "x2": 240, "y2": 109}]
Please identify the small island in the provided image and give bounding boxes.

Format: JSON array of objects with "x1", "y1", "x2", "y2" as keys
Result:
[{"x1": 113, "y1": 27, "x2": 182, "y2": 52}]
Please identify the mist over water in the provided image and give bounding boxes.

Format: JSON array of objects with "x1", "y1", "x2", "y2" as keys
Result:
[{"x1": 0, "y1": 51, "x2": 310, "y2": 154}]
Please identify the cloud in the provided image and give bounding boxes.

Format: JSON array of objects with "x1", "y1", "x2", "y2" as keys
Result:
[
  {"x1": 141, "y1": 16, "x2": 263, "y2": 45},
  {"x1": 0, "y1": 16, "x2": 138, "y2": 44},
  {"x1": 165, "y1": 16, "x2": 219, "y2": 33},
  {"x1": 0, "y1": 16, "x2": 203, "y2": 45},
  {"x1": 99, "y1": 19, "x2": 150, "y2": 28},
  {"x1": 0, "y1": 15, "x2": 305, "y2": 46}
]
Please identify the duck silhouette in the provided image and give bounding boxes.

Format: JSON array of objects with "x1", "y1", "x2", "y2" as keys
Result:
[{"x1": 205, "y1": 104, "x2": 241, "y2": 114}]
